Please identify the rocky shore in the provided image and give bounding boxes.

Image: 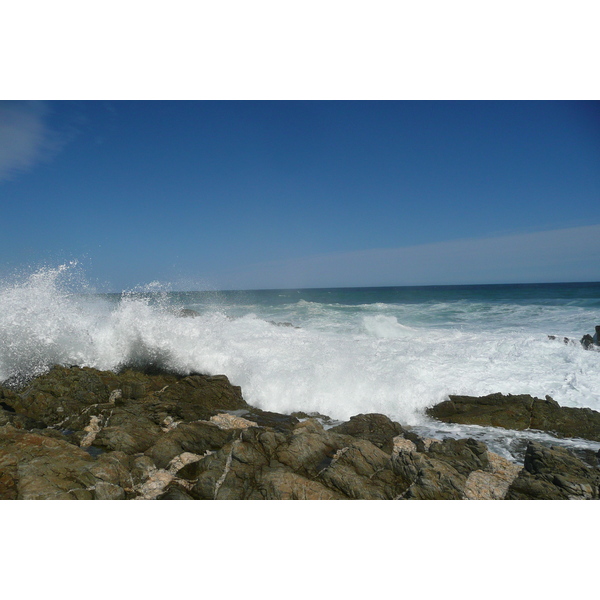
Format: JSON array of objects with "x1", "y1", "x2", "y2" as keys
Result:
[{"x1": 1, "y1": 365, "x2": 599, "y2": 500}]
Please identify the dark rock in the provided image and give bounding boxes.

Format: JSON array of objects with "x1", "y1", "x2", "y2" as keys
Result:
[
  {"x1": 5, "y1": 365, "x2": 597, "y2": 500},
  {"x1": 130, "y1": 456, "x2": 157, "y2": 487},
  {"x1": 274, "y1": 420, "x2": 353, "y2": 478},
  {"x1": 157, "y1": 485, "x2": 195, "y2": 499},
  {"x1": 506, "y1": 442, "x2": 600, "y2": 499},
  {"x1": 581, "y1": 334, "x2": 594, "y2": 349},
  {"x1": 317, "y1": 438, "x2": 401, "y2": 499},
  {"x1": 392, "y1": 450, "x2": 468, "y2": 499},
  {"x1": 240, "y1": 407, "x2": 299, "y2": 432},
  {"x1": 548, "y1": 335, "x2": 573, "y2": 344},
  {"x1": 391, "y1": 437, "x2": 493, "y2": 499},
  {"x1": 268, "y1": 321, "x2": 300, "y2": 329},
  {"x1": 146, "y1": 421, "x2": 238, "y2": 469},
  {"x1": 94, "y1": 481, "x2": 126, "y2": 500},
  {"x1": 329, "y1": 413, "x2": 405, "y2": 454},
  {"x1": 426, "y1": 438, "x2": 490, "y2": 477},
  {"x1": 176, "y1": 309, "x2": 200, "y2": 318},
  {"x1": 427, "y1": 393, "x2": 535, "y2": 430},
  {"x1": 257, "y1": 468, "x2": 343, "y2": 500},
  {"x1": 0, "y1": 425, "x2": 96, "y2": 499},
  {"x1": 145, "y1": 373, "x2": 249, "y2": 423},
  {"x1": 427, "y1": 393, "x2": 600, "y2": 442}
]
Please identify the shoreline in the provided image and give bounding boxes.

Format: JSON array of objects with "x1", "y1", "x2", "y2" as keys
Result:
[{"x1": 1, "y1": 365, "x2": 599, "y2": 500}]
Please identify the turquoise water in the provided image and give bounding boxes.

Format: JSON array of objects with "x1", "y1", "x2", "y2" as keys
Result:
[{"x1": 1, "y1": 265, "x2": 599, "y2": 460}]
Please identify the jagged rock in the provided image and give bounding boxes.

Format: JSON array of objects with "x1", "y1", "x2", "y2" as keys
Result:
[
  {"x1": 392, "y1": 450, "x2": 467, "y2": 499},
  {"x1": 275, "y1": 420, "x2": 353, "y2": 478},
  {"x1": 259, "y1": 468, "x2": 343, "y2": 499},
  {"x1": 209, "y1": 413, "x2": 258, "y2": 430},
  {"x1": 329, "y1": 413, "x2": 405, "y2": 454},
  {"x1": 145, "y1": 421, "x2": 238, "y2": 469},
  {"x1": 427, "y1": 393, "x2": 535, "y2": 430},
  {"x1": 157, "y1": 485, "x2": 195, "y2": 499},
  {"x1": 427, "y1": 438, "x2": 490, "y2": 476},
  {"x1": 506, "y1": 442, "x2": 600, "y2": 499},
  {"x1": 87, "y1": 451, "x2": 133, "y2": 493},
  {"x1": 236, "y1": 407, "x2": 299, "y2": 432},
  {"x1": 427, "y1": 393, "x2": 600, "y2": 442},
  {"x1": 391, "y1": 437, "x2": 497, "y2": 499},
  {"x1": 3, "y1": 365, "x2": 598, "y2": 500},
  {"x1": 0, "y1": 425, "x2": 97, "y2": 499},
  {"x1": 316, "y1": 438, "x2": 400, "y2": 499},
  {"x1": 94, "y1": 481, "x2": 126, "y2": 500},
  {"x1": 130, "y1": 456, "x2": 157, "y2": 487},
  {"x1": 463, "y1": 453, "x2": 522, "y2": 500}
]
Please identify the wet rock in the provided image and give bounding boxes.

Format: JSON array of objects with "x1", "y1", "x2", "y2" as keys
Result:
[
  {"x1": 427, "y1": 393, "x2": 600, "y2": 442},
  {"x1": 506, "y1": 442, "x2": 600, "y2": 499},
  {"x1": 580, "y1": 334, "x2": 594, "y2": 349},
  {"x1": 268, "y1": 321, "x2": 300, "y2": 329},
  {"x1": 176, "y1": 309, "x2": 200, "y2": 318},
  {"x1": 427, "y1": 393, "x2": 535, "y2": 430}
]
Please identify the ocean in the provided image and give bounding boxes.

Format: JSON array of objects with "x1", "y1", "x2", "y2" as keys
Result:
[{"x1": 1, "y1": 263, "x2": 600, "y2": 462}]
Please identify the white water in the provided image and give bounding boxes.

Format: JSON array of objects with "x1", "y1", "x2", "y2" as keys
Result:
[{"x1": 2, "y1": 264, "x2": 600, "y2": 460}]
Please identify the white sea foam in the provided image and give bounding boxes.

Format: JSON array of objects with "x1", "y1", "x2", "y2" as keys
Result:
[{"x1": 1, "y1": 265, "x2": 600, "y2": 439}]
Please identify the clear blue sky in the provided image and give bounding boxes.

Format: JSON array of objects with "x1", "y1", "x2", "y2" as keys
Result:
[{"x1": 1, "y1": 100, "x2": 599, "y2": 291}]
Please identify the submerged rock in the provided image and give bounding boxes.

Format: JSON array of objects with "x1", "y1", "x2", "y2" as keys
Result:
[{"x1": 176, "y1": 309, "x2": 200, "y2": 318}]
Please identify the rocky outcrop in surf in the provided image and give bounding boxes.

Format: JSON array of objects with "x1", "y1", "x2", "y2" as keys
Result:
[
  {"x1": 427, "y1": 392, "x2": 600, "y2": 442},
  {"x1": 1, "y1": 366, "x2": 599, "y2": 499}
]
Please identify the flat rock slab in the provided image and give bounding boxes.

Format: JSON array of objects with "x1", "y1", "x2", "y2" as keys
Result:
[{"x1": 427, "y1": 393, "x2": 600, "y2": 442}]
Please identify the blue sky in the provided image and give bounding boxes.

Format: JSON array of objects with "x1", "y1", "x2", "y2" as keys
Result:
[{"x1": 1, "y1": 100, "x2": 599, "y2": 291}]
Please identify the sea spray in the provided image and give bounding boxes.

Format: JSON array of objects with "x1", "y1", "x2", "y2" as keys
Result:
[{"x1": 1, "y1": 264, "x2": 600, "y2": 437}]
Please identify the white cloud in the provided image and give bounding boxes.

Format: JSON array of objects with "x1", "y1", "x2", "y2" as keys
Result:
[
  {"x1": 0, "y1": 101, "x2": 54, "y2": 182},
  {"x1": 217, "y1": 224, "x2": 600, "y2": 289}
]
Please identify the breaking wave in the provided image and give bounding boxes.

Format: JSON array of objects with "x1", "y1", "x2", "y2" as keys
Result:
[{"x1": 1, "y1": 264, "x2": 600, "y2": 430}]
